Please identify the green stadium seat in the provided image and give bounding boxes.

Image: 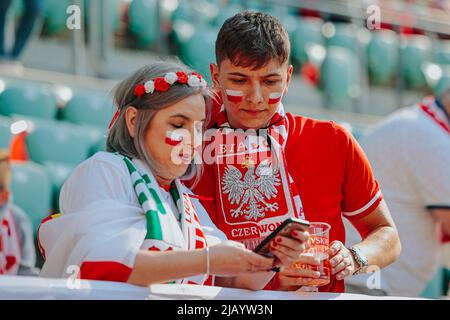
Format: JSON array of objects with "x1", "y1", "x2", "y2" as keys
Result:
[
  {"x1": 172, "y1": 0, "x2": 218, "y2": 26},
  {"x1": 320, "y1": 46, "x2": 360, "y2": 111},
  {"x1": 324, "y1": 23, "x2": 359, "y2": 52},
  {"x1": 291, "y1": 18, "x2": 325, "y2": 66},
  {"x1": 24, "y1": 119, "x2": 94, "y2": 165},
  {"x1": 61, "y1": 90, "x2": 114, "y2": 129},
  {"x1": 212, "y1": 4, "x2": 243, "y2": 28},
  {"x1": 400, "y1": 35, "x2": 433, "y2": 89},
  {"x1": 42, "y1": 161, "x2": 75, "y2": 212},
  {"x1": 367, "y1": 30, "x2": 399, "y2": 85},
  {"x1": 434, "y1": 67, "x2": 450, "y2": 97},
  {"x1": 42, "y1": 0, "x2": 71, "y2": 35},
  {"x1": 420, "y1": 267, "x2": 449, "y2": 299},
  {"x1": 435, "y1": 40, "x2": 450, "y2": 65},
  {"x1": 128, "y1": 0, "x2": 159, "y2": 48},
  {"x1": 10, "y1": 161, "x2": 52, "y2": 234},
  {"x1": 0, "y1": 83, "x2": 57, "y2": 119},
  {"x1": 0, "y1": 115, "x2": 11, "y2": 149},
  {"x1": 181, "y1": 28, "x2": 217, "y2": 83}
]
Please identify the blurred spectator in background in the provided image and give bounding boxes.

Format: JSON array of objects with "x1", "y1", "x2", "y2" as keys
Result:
[
  {"x1": 0, "y1": 0, "x2": 43, "y2": 62},
  {"x1": 0, "y1": 149, "x2": 38, "y2": 276},
  {"x1": 346, "y1": 88, "x2": 450, "y2": 297}
]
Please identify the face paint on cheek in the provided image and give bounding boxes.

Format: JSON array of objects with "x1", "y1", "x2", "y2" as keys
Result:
[
  {"x1": 225, "y1": 89, "x2": 244, "y2": 104},
  {"x1": 165, "y1": 131, "x2": 183, "y2": 146},
  {"x1": 268, "y1": 92, "x2": 283, "y2": 105}
]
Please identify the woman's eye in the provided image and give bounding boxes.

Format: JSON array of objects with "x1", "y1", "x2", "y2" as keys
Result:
[{"x1": 171, "y1": 123, "x2": 184, "y2": 129}]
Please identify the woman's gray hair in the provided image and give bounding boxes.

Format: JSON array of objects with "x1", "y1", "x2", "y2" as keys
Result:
[{"x1": 106, "y1": 61, "x2": 211, "y2": 185}]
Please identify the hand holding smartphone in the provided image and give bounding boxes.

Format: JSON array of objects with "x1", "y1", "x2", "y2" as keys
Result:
[{"x1": 253, "y1": 218, "x2": 310, "y2": 258}]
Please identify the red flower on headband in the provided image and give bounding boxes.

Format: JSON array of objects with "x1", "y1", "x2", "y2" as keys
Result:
[
  {"x1": 176, "y1": 72, "x2": 188, "y2": 84},
  {"x1": 154, "y1": 77, "x2": 171, "y2": 92},
  {"x1": 134, "y1": 84, "x2": 146, "y2": 97}
]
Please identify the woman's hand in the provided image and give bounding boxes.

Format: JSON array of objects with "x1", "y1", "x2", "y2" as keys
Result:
[
  {"x1": 269, "y1": 229, "x2": 309, "y2": 267},
  {"x1": 277, "y1": 254, "x2": 321, "y2": 290},
  {"x1": 209, "y1": 241, "x2": 275, "y2": 276},
  {"x1": 327, "y1": 241, "x2": 357, "y2": 280}
]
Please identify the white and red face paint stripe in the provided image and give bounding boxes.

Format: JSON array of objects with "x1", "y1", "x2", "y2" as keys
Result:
[
  {"x1": 165, "y1": 131, "x2": 183, "y2": 146},
  {"x1": 268, "y1": 92, "x2": 283, "y2": 104},
  {"x1": 225, "y1": 89, "x2": 244, "y2": 104}
]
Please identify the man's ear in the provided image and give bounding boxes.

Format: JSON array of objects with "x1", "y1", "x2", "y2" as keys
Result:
[
  {"x1": 125, "y1": 106, "x2": 138, "y2": 138},
  {"x1": 210, "y1": 63, "x2": 220, "y2": 89},
  {"x1": 285, "y1": 65, "x2": 294, "y2": 94}
]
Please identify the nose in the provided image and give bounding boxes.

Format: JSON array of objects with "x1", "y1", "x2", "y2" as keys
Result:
[{"x1": 245, "y1": 83, "x2": 264, "y2": 105}]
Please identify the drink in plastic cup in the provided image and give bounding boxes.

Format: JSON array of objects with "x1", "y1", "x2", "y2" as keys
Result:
[{"x1": 293, "y1": 222, "x2": 331, "y2": 287}]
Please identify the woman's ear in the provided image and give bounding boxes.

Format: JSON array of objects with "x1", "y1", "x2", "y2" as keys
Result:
[{"x1": 125, "y1": 106, "x2": 138, "y2": 138}]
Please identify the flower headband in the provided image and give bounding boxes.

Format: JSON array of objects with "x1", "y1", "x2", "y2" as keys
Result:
[
  {"x1": 133, "y1": 71, "x2": 208, "y2": 97},
  {"x1": 108, "y1": 71, "x2": 208, "y2": 129}
]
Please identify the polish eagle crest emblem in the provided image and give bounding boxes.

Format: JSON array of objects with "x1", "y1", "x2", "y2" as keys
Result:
[{"x1": 221, "y1": 158, "x2": 281, "y2": 221}]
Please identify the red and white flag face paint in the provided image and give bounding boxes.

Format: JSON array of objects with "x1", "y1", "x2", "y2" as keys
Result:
[
  {"x1": 165, "y1": 131, "x2": 183, "y2": 146},
  {"x1": 225, "y1": 89, "x2": 244, "y2": 104},
  {"x1": 268, "y1": 92, "x2": 283, "y2": 104}
]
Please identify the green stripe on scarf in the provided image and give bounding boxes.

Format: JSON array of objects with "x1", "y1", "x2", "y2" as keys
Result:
[{"x1": 121, "y1": 156, "x2": 164, "y2": 240}]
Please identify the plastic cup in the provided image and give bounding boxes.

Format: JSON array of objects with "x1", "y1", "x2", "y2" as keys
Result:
[{"x1": 293, "y1": 222, "x2": 331, "y2": 287}]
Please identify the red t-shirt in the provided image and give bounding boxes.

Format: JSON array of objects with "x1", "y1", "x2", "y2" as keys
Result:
[{"x1": 192, "y1": 104, "x2": 383, "y2": 293}]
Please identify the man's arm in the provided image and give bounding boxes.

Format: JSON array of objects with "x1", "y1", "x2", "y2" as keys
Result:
[{"x1": 348, "y1": 199, "x2": 402, "y2": 271}]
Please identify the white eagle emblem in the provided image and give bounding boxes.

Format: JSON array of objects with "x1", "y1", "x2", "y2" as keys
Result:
[{"x1": 221, "y1": 159, "x2": 281, "y2": 221}]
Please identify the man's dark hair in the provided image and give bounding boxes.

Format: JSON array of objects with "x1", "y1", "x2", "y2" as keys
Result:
[{"x1": 215, "y1": 11, "x2": 291, "y2": 70}]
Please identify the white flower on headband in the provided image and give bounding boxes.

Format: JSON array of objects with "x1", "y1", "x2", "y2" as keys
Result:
[
  {"x1": 144, "y1": 80, "x2": 155, "y2": 94},
  {"x1": 188, "y1": 75, "x2": 201, "y2": 87},
  {"x1": 164, "y1": 72, "x2": 178, "y2": 85},
  {"x1": 199, "y1": 78, "x2": 207, "y2": 89}
]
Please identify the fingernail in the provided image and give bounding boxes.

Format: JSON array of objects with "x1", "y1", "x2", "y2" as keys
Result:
[
  {"x1": 313, "y1": 272, "x2": 320, "y2": 278},
  {"x1": 292, "y1": 231, "x2": 298, "y2": 237},
  {"x1": 276, "y1": 237, "x2": 282, "y2": 243}
]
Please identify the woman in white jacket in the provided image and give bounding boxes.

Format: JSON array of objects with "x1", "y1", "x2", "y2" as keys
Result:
[{"x1": 38, "y1": 62, "x2": 308, "y2": 290}]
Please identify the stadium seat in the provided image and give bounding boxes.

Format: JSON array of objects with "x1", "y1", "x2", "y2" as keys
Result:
[
  {"x1": 42, "y1": 0, "x2": 71, "y2": 35},
  {"x1": 0, "y1": 83, "x2": 57, "y2": 119},
  {"x1": 172, "y1": 0, "x2": 218, "y2": 26},
  {"x1": 367, "y1": 30, "x2": 399, "y2": 85},
  {"x1": 24, "y1": 119, "x2": 94, "y2": 165},
  {"x1": 0, "y1": 115, "x2": 11, "y2": 149},
  {"x1": 42, "y1": 161, "x2": 75, "y2": 212},
  {"x1": 435, "y1": 40, "x2": 450, "y2": 65},
  {"x1": 324, "y1": 23, "x2": 359, "y2": 52},
  {"x1": 61, "y1": 89, "x2": 114, "y2": 129},
  {"x1": 10, "y1": 161, "x2": 52, "y2": 233},
  {"x1": 212, "y1": 4, "x2": 243, "y2": 28},
  {"x1": 181, "y1": 28, "x2": 217, "y2": 83},
  {"x1": 400, "y1": 35, "x2": 433, "y2": 89},
  {"x1": 128, "y1": 0, "x2": 159, "y2": 48},
  {"x1": 291, "y1": 18, "x2": 325, "y2": 66},
  {"x1": 420, "y1": 268, "x2": 448, "y2": 299},
  {"x1": 434, "y1": 66, "x2": 450, "y2": 97},
  {"x1": 320, "y1": 46, "x2": 360, "y2": 111}
]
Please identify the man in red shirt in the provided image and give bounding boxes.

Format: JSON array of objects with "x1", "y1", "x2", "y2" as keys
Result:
[{"x1": 191, "y1": 11, "x2": 401, "y2": 293}]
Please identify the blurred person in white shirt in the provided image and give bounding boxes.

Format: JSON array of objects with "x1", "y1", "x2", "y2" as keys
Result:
[{"x1": 345, "y1": 88, "x2": 450, "y2": 297}]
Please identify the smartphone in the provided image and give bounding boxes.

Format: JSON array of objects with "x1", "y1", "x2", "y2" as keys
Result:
[{"x1": 253, "y1": 218, "x2": 310, "y2": 257}]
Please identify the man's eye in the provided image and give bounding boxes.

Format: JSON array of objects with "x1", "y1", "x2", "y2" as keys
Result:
[
  {"x1": 265, "y1": 80, "x2": 280, "y2": 85},
  {"x1": 231, "y1": 79, "x2": 246, "y2": 84}
]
